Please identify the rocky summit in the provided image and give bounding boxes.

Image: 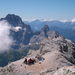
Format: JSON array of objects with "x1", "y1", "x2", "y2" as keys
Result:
[{"x1": 0, "y1": 36, "x2": 75, "y2": 75}]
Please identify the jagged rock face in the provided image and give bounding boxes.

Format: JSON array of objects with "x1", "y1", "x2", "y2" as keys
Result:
[
  {"x1": 53, "y1": 66, "x2": 75, "y2": 75},
  {"x1": 5, "y1": 14, "x2": 23, "y2": 27},
  {"x1": 26, "y1": 36, "x2": 75, "y2": 75},
  {"x1": 0, "y1": 14, "x2": 33, "y2": 45},
  {"x1": 0, "y1": 14, "x2": 60, "y2": 47},
  {"x1": 0, "y1": 36, "x2": 75, "y2": 75},
  {"x1": 41, "y1": 25, "x2": 50, "y2": 34},
  {"x1": 4, "y1": 14, "x2": 33, "y2": 33},
  {"x1": 1, "y1": 14, "x2": 23, "y2": 27},
  {"x1": 30, "y1": 25, "x2": 60, "y2": 44},
  {"x1": 39, "y1": 36, "x2": 75, "y2": 63},
  {"x1": 47, "y1": 31, "x2": 60, "y2": 37}
]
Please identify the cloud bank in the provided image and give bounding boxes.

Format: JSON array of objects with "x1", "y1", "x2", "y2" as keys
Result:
[
  {"x1": 0, "y1": 20, "x2": 13, "y2": 52},
  {"x1": 22, "y1": 19, "x2": 36, "y2": 22},
  {"x1": 60, "y1": 20, "x2": 68, "y2": 23},
  {"x1": 23, "y1": 17, "x2": 75, "y2": 23}
]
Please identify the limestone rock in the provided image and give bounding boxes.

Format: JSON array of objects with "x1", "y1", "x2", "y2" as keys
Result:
[
  {"x1": 0, "y1": 35, "x2": 75, "y2": 75},
  {"x1": 53, "y1": 66, "x2": 75, "y2": 75},
  {"x1": 39, "y1": 35, "x2": 75, "y2": 61},
  {"x1": 30, "y1": 25, "x2": 60, "y2": 44}
]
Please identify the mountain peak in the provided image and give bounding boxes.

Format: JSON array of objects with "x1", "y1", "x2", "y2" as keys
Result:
[
  {"x1": 41, "y1": 25, "x2": 50, "y2": 32},
  {"x1": 5, "y1": 14, "x2": 22, "y2": 26},
  {"x1": 6, "y1": 14, "x2": 15, "y2": 17},
  {"x1": 6, "y1": 14, "x2": 21, "y2": 18},
  {"x1": 6, "y1": 14, "x2": 22, "y2": 20}
]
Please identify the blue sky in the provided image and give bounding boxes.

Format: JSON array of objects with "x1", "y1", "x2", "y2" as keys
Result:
[{"x1": 0, "y1": 0, "x2": 75, "y2": 21}]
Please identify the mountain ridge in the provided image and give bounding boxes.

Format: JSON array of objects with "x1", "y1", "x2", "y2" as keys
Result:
[
  {"x1": 0, "y1": 14, "x2": 60, "y2": 50},
  {"x1": 24, "y1": 19, "x2": 75, "y2": 31},
  {"x1": 0, "y1": 36, "x2": 75, "y2": 75},
  {"x1": 24, "y1": 19, "x2": 75, "y2": 43}
]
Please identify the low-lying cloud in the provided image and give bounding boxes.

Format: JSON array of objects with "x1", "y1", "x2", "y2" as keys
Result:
[
  {"x1": 13, "y1": 26, "x2": 22, "y2": 32},
  {"x1": 0, "y1": 20, "x2": 13, "y2": 52}
]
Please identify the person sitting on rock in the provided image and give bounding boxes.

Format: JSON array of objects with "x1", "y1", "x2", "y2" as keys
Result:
[
  {"x1": 28, "y1": 58, "x2": 32, "y2": 65},
  {"x1": 24, "y1": 58, "x2": 27, "y2": 64},
  {"x1": 31, "y1": 59, "x2": 36, "y2": 64},
  {"x1": 31, "y1": 59, "x2": 34, "y2": 64}
]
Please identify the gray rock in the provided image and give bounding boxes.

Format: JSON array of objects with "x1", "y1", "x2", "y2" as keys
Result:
[
  {"x1": 53, "y1": 66, "x2": 75, "y2": 75},
  {"x1": 40, "y1": 68, "x2": 54, "y2": 75},
  {"x1": 39, "y1": 35, "x2": 75, "y2": 62},
  {"x1": 1, "y1": 35, "x2": 75, "y2": 75},
  {"x1": 30, "y1": 25, "x2": 60, "y2": 44}
]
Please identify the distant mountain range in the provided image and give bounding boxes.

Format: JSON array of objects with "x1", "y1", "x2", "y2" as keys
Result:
[
  {"x1": 24, "y1": 19, "x2": 75, "y2": 43},
  {"x1": 24, "y1": 19, "x2": 75, "y2": 31},
  {"x1": 0, "y1": 14, "x2": 60, "y2": 50}
]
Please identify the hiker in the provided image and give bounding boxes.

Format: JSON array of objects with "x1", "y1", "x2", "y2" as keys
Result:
[
  {"x1": 24, "y1": 58, "x2": 27, "y2": 64},
  {"x1": 31, "y1": 59, "x2": 36, "y2": 64},
  {"x1": 28, "y1": 58, "x2": 32, "y2": 64},
  {"x1": 31, "y1": 59, "x2": 34, "y2": 64}
]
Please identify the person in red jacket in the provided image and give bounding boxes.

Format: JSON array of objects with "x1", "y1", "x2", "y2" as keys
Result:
[{"x1": 28, "y1": 58, "x2": 32, "y2": 64}]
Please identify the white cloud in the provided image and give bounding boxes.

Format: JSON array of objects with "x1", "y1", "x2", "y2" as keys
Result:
[
  {"x1": 60, "y1": 20, "x2": 68, "y2": 23},
  {"x1": 23, "y1": 18, "x2": 75, "y2": 23},
  {"x1": 13, "y1": 26, "x2": 22, "y2": 32},
  {"x1": 22, "y1": 19, "x2": 36, "y2": 22},
  {"x1": 71, "y1": 17, "x2": 75, "y2": 22},
  {"x1": 22, "y1": 19, "x2": 56, "y2": 22},
  {"x1": 0, "y1": 20, "x2": 13, "y2": 52}
]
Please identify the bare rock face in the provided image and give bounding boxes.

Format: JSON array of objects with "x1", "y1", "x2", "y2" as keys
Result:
[
  {"x1": 0, "y1": 14, "x2": 33, "y2": 46},
  {"x1": 0, "y1": 36, "x2": 75, "y2": 75},
  {"x1": 39, "y1": 35, "x2": 75, "y2": 61},
  {"x1": 0, "y1": 14, "x2": 60, "y2": 49},
  {"x1": 53, "y1": 66, "x2": 75, "y2": 75},
  {"x1": 30, "y1": 25, "x2": 60, "y2": 44},
  {"x1": 25, "y1": 36, "x2": 75, "y2": 75},
  {"x1": 26, "y1": 50, "x2": 39, "y2": 58},
  {"x1": 40, "y1": 66, "x2": 75, "y2": 75}
]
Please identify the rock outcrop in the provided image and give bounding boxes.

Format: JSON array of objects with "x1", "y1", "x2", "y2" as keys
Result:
[
  {"x1": 29, "y1": 25, "x2": 60, "y2": 44},
  {"x1": 27, "y1": 36, "x2": 75, "y2": 75},
  {"x1": 0, "y1": 14, "x2": 33, "y2": 45},
  {"x1": 39, "y1": 35, "x2": 75, "y2": 58},
  {"x1": 53, "y1": 66, "x2": 75, "y2": 75},
  {"x1": 0, "y1": 36, "x2": 75, "y2": 75}
]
